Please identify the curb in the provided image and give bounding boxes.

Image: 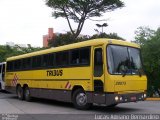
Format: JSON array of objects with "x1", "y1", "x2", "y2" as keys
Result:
[{"x1": 146, "y1": 98, "x2": 160, "y2": 101}]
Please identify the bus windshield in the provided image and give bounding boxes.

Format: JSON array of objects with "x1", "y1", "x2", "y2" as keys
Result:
[{"x1": 107, "y1": 45, "x2": 144, "y2": 75}]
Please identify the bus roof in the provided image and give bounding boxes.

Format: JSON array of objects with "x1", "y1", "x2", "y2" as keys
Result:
[{"x1": 6, "y1": 38, "x2": 139, "y2": 61}]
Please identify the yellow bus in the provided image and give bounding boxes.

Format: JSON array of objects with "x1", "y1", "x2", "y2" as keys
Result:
[{"x1": 5, "y1": 38, "x2": 147, "y2": 109}]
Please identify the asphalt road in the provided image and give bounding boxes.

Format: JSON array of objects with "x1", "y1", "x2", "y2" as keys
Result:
[{"x1": 0, "y1": 91, "x2": 160, "y2": 120}]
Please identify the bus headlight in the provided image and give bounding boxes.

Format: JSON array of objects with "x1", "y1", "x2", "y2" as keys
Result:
[
  {"x1": 115, "y1": 96, "x2": 119, "y2": 101},
  {"x1": 120, "y1": 97, "x2": 123, "y2": 101},
  {"x1": 141, "y1": 95, "x2": 144, "y2": 98},
  {"x1": 144, "y1": 93, "x2": 146, "y2": 98}
]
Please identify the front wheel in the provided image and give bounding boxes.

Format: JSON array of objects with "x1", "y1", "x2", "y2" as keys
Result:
[{"x1": 72, "y1": 89, "x2": 91, "y2": 110}]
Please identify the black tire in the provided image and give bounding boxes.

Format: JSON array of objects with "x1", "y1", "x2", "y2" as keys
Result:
[
  {"x1": 17, "y1": 85, "x2": 24, "y2": 100},
  {"x1": 24, "y1": 86, "x2": 31, "y2": 102},
  {"x1": 72, "y1": 89, "x2": 91, "y2": 110}
]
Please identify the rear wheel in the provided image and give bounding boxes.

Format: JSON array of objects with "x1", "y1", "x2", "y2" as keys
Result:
[
  {"x1": 24, "y1": 86, "x2": 31, "y2": 101},
  {"x1": 72, "y1": 89, "x2": 91, "y2": 110},
  {"x1": 17, "y1": 86, "x2": 24, "y2": 100}
]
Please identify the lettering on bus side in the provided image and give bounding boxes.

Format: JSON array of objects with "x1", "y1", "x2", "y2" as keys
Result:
[
  {"x1": 47, "y1": 70, "x2": 63, "y2": 76},
  {"x1": 115, "y1": 81, "x2": 126, "y2": 85}
]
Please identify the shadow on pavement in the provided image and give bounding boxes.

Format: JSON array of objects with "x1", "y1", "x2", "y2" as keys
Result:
[{"x1": 0, "y1": 90, "x2": 11, "y2": 94}]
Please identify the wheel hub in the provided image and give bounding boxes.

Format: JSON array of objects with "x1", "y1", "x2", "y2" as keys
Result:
[{"x1": 76, "y1": 93, "x2": 87, "y2": 106}]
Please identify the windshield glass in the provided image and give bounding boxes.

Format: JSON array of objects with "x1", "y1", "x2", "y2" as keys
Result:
[{"x1": 107, "y1": 45, "x2": 144, "y2": 75}]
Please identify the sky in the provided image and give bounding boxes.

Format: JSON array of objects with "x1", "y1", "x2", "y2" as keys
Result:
[{"x1": 0, "y1": 0, "x2": 160, "y2": 47}]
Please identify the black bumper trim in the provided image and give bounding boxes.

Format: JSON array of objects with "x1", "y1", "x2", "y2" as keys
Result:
[{"x1": 105, "y1": 92, "x2": 146, "y2": 106}]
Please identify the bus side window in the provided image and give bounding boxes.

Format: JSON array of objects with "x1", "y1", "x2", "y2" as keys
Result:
[
  {"x1": 70, "y1": 47, "x2": 90, "y2": 65},
  {"x1": 70, "y1": 49, "x2": 79, "y2": 65},
  {"x1": 42, "y1": 54, "x2": 49, "y2": 67},
  {"x1": 79, "y1": 48, "x2": 90, "y2": 65},
  {"x1": 32, "y1": 56, "x2": 42, "y2": 68},
  {"x1": 7, "y1": 62, "x2": 13, "y2": 71},
  {"x1": 14, "y1": 60, "x2": 22, "y2": 70},
  {"x1": 22, "y1": 58, "x2": 31, "y2": 69},
  {"x1": 48, "y1": 54, "x2": 54, "y2": 67},
  {"x1": 55, "y1": 51, "x2": 69, "y2": 67}
]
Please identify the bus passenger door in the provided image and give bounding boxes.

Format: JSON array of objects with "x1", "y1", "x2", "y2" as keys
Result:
[{"x1": 93, "y1": 46, "x2": 105, "y2": 104}]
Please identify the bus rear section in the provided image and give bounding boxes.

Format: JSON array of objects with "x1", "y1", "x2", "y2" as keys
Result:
[{"x1": 0, "y1": 62, "x2": 6, "y2": 90}]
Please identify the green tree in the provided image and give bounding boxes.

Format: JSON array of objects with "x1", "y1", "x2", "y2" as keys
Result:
[
  {"x1": 48, "y1": 32, "x2": 75, "y2": 47},
  {"x1": 134, "y1": 26, "x2": 160, "y2": 96},
  {"x1": 48, "y1": 32, "x2": 90, "y2": 47},
  {"x1": 90, "y1": 32, "x2": 124, "y2": 40},
  {"x1": 0, "y1": 45, "x2": 44, "y2": 62},
  {"x1": 0, "y1": 45, "x2": 23, "y2": 62},
  {"x1": 134, "y1": 26, "x2": 155, "y2": 45},
  {"x1": 48, "y1": 32, "x2": 124, "y2": 47},
  {"x1": 46, "y1": 0, "x2": 124, "y2": 39},
  {"x1": 0, "y1": 45, "x2": 6, "y2": 62}
]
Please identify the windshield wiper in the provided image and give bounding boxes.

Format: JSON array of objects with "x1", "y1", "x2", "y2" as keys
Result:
[
  {"x1": 138, "y1": 69, "x2": 142, "y2": 77},
  {"x1": 123, "y1": 69, "x2": 142, "y2": 77},
  {"x1": 122, "y1": 69, "x2": 133, "y2": 77},
  {"x1": 122, "y1": 69, "x2": 128, "y2": 77}
]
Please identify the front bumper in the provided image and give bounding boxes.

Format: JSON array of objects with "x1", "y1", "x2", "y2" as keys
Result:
[{"x1": 105, "y1": 92, "x2": 146, "y2": 106}]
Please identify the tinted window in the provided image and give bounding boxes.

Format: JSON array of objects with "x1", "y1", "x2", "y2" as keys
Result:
[
  {"x1": 22, "y1": 58, "x2": 31, "y2": 69},
  {"x1": 6, "y1": 47, "x2": 90, "y2": 71},
  {"x1": 42, "y1": 54, "x2": 48, "y2": 67},
  {"x1": 14, "y1": 60, "x2": 22, "y2": 70},
  {"x1": 32, "y1": 56, "x2": 42, "y2": 68},
  {"x1": 48, "y1": 54, "x2": 54, "y2": 66},
  {"x1": 70, "y1": 47, "x2": 90, "y2": 65},
  {"x1": 79, "y1": 48, "x2": 90, "y2": 64},
  {"x1": 42, "y1": 54, "x2": 54, "y2": 67},
  {"x1": 70, "y1": 49, "x2": 79, "y2": 65},
  {"x1": 7, "y1": 62, "x2": 14, "y2": 71},
  {"x1": 56, "y1": 51, "x2": 69, "y2": 66}
]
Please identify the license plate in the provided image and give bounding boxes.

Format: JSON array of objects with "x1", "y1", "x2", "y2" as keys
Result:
[{"x1": 131, "y1": 96, "x2": 136, "y2": 101}]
